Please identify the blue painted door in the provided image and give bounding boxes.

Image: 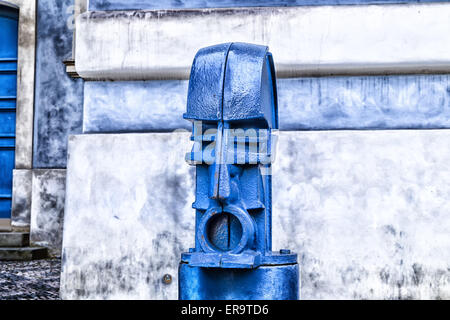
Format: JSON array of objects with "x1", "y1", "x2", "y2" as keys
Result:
[{"x1": 0, "y1": 5, "x2": 18, "y2": 219}]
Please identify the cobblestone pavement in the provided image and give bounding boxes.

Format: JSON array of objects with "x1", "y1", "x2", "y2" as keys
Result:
[{"x1": 0, "y1": 259, "x2": 61, "y2": 300}]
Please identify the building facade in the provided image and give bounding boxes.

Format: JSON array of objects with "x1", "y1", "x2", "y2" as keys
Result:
[{"x1": 0, "y1": 0, "x2": 449, "y2": 299}]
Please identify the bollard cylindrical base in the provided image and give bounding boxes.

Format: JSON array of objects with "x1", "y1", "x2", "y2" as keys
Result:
[{"x1": 178, "y1": 263, "x2": 299, "y2": 300}]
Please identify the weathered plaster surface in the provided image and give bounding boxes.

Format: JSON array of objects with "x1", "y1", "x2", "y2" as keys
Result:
[
  {"x1": 33, "y1": 0, "x2": 84, "y2": 168},
  {"x1": 61, "y1": 133, "x2": 194, "y2": 300},
  {"x1": 61, "y1": 131, "x2": 450, "y2": 300},
  {"x1": 89, "y1": 0, "x2": 445, "y2": 11},
  {"x1": 83, "y1": 81, "x2": 189, "y2": 133},
  {"x1": 4, "y1": 0, "x2": 36, "y2": 169},
  {"x1": 75, "y1": 4, "x2": 450, "y2": 80},
  {"x1": 83, "y1": 74, "x2": 450, "y2": 133},
  {"x1": 272, "y1": 131, "x2": 450, "y2": 299},
  {"x1": 11, "y1": 169, "x2": 32, "y2": 231},
  {"x1": 30, "y1": 169, "x2": 66, "y2": 257},
  {"x1": 278, "y1": 75, "x2": 450, "y2": 130}
]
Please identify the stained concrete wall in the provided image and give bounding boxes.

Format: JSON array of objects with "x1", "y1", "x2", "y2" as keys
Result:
[
  {"x1": 53, "y1": 1, "x2": 450, "y2": 300},
  {"x1": 75, "y1": 4, "x2": 450, "y2": 80},
  {"x1": 61, "y1": 133, "x2": 195, "y2": 300},
  {"x1": 11, "y1": 169, "x2": 32, "y2": 231},
  {"x1": 30, "y1": 169, "x2": 66, "y2": 257},
  {"x1": 33, "y1": 0, "x2": 83, "y2": 168},
  {"x1": 61, "y1": 132, "x2": 450, "y2": 300},
  {"x1": 11, "y1": 0, "x2": 83, "y2": 231},
  {"x1": 19, "y1": 0, "x2": 83, "y2": 246},
  {"x1": 83, "y1": 75, "x2": 450, "y2": 133},
  {"x1": 88, "y1": 0, "x2": 446, "y2": 11},
  {"x1": 12, "y1": 167, "x2": 66, "y2": 256},
  {"x1": 273, "y1": 131, "x2": 450, "y2": 299}
]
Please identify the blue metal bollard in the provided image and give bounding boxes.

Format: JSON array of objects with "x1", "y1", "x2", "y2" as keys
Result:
[{"x1": 179, "y1": 43, "x2": 299, "y2": 300}]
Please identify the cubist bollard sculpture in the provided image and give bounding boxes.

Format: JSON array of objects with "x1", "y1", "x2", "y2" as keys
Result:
[{"x1": 179, "y1": 43, "x2": 299, "y2": 300}]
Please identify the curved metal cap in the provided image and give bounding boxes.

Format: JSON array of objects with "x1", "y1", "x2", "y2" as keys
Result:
[{"x1": 184, "y1": 42, "x2": 278, "y2": 129}]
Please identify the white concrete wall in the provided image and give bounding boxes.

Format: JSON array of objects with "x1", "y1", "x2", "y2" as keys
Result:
[
  {"x1": 30, "y1": 169, "x2": 66, "y2": 257},
  {"x1": 75, "y1": 3, "x2": 450, "y2": 80},
  {"x1": 83, "y1": 75, "x2": 450, "y2": 133},
  {"x1": 61, "y1": 133, "x2": 195, "y2": 300},
  {"x1": 61, "y1": 132, "x2": 450, "y2": 300},
  {"x1": 65, "y1": 1, "x2": 450, "y2": 300},
  {"x1": 11, "y1": 169, "x2": 32, "y2": 231}
]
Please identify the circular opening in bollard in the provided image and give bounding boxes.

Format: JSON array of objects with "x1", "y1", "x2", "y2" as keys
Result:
[
  {"x1": 198, "y1": 206, "x2": 256, "y2": 254},
  {"x1": 206, "y1": 212, "x2": 243, "y2": 252}
]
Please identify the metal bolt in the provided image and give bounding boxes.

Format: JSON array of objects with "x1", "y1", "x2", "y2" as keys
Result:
[
  {"x1": 280, "y1": 249, "x2": 291, "y2": 255},
  {"x1": 162, "y1": 274, "x2": 172, "y2": 285}
]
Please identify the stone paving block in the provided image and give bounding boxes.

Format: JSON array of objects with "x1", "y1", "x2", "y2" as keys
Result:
[
  {"x1": 0, "y1": 233, "x2": 29, "y2": 248},
  {"x1": 0, "y1": 247, "x2": 48, "y2": 261}
]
